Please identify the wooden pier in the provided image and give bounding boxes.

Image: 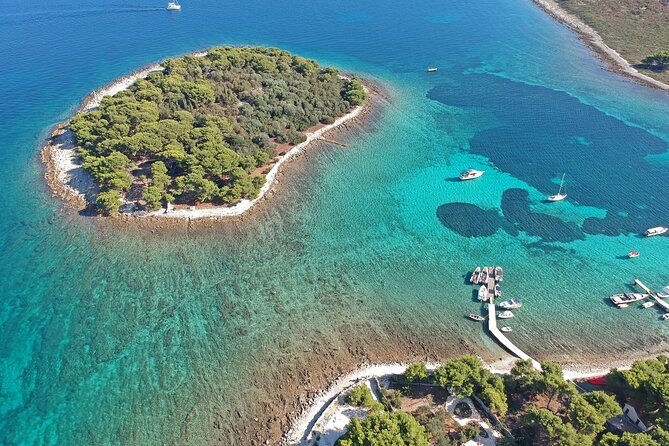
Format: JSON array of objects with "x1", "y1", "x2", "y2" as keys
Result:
[
  {"x1": 634, "y1": 279, "x2": 669, "y2": 312},
  {"x1": 487, "y1": 297, "x2": 541, "y2": 370}
]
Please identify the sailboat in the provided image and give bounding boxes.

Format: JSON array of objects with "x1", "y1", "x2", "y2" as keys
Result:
[
  {"x1": 167, "y1": 0, "x2": 181, "y2": 10},
  {"x1": 548, "y1": 173, "x2": 567, "y2": 202}
]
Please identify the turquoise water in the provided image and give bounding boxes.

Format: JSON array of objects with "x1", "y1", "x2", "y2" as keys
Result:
[{"x1": 1, "y1": 0, "x2": 669, "y2": 444}]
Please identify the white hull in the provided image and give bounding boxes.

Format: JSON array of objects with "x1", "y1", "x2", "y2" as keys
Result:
[
  {"x1": 498, "y1": 311, "x2": 514, "y2": 319},
  {"x1": 459, "y1": 169, "x2": 484, "y2": 181},
  {"x1": 644, "y1": 227, "x2": 668, "y2": 237},
  {"x1": 548, "y1": 193, "x2": 567, "y2": 202}
]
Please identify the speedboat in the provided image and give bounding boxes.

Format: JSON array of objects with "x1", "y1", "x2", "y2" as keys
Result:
[
  {"x1": 642, "y1": 302, "x2": 655, "y2": 309},
  {"x1": 494, "y1": 284, "x2": 502, "y2": 297},
  {"x1": 459, "y1": 169, "x2": 484, "y2": 181},
  {"x1": 548, "y1": 173, "x2": 567, "y2": 201},
  {"x1": 499, "y1": 297, "x2": 522, "y2": 310},
  {"x1": 480, "y1": 267, "x2": 489, "y2": 284},
  {"x1": 494, "y1": 266, "x2": 503, "y2": 282},
  {"x1": 478, "y1": 285, "x2": 488, "y2": 302},
  {"x1": 167, "y1": 1, "x2": 181, "y2": 10},
  {"x1": 644, "y1": 227, "x2": 668, "y2": 237},
  {"x1": 662, "y1": 313, "x2": 669, "y2": 321},
  {"x1": 470, "y1": 267, "x2": 481, "y2": 284},
  {"x1": 427, "y1": 67, "x2": 438, "y2": 72},
  {"x1": 468, "y1": 314, "x2": 485, "y2": 322},
  {"x1": 658, "y1": 286, "x2": 669, "y2": 299},
  {"x1": 498, "y1": 311, "x2": 514, "y2": 319},
  {"x1": 609, "y1": 293, "x2": 649, "y2": 306},
  {"x1": 500, "y1": 327, "x2": 512, "y2": 332},
  {"x1": 628, "y1": 250, "x2": 640, "y2": 258}
]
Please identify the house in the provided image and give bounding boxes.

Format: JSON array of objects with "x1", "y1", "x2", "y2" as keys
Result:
[{"x1": 606, "y1": 403, "x2": 649, "y2": 434}]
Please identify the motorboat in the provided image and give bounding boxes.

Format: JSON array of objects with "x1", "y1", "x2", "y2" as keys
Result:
[
  {"x1": 494, "y1": 266, "x2": 503, "y2": 282},
  {"x1": 609, "y1": 293, "x2": 649, "y2": 306},
  {"x1": 500, "y1": 327, "x2": 512, "y2": 332},
  {"x1": 628, "y1": 250, "x2": 640, "y2": 258},
  {"x1": 658, "y1": 286, "x2": 669, "y2": 299},
  {"x1": 427, "y1": 67, "x2": 438, "y2": 72},
  {"x1": 167, "y1": 1, "x2": 181, "y2": 10},
  {"x1": 468, "y1": 314, "x2": 485, "y2": 322},
  {"x1": 642, "y1": 302, "x2": 655, "y2": 309},
  {"x1": 644, "y1": 227, "x2": 668, "y2": 237},
  {"x1": 494, "y1": 284, "x2": 502, "y2": 297},
  {"x1": 459, "y1": 169, "x2": 484, "y2": 181},
  {"x1": 662, "y1": 313, "x2": 669, "y2": 321},
  {"x1": 470, "y1": 267, "x2": 481, "y2": 284},
  {"x1": 499, "y1": 297, "x2": 523, "y2": 310},
  {"x1": 498, "y1": 311, "x2": 514, "y2": 319},
  {"x1": 478, "y1": 285, "x2": 488, "y2": 302},
  {"x1": 480, "y1": 267, "x2": 489, "y2": 284},
  {"x1": 548, "y1": 173, "x2": 567, "y2": 201}
]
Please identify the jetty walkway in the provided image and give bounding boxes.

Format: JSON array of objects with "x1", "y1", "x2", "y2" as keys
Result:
[
  {"x1": 487, "y1": 298, "x2": 541, "y2": 370},
  {"x1": 634, "y1": 279, "x2": 669, "y2": 312}
]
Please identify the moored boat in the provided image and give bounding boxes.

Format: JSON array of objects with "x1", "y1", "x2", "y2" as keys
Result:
[
  {"x1": 494, "y1": 284, "x2": 502, "y2": 297},
  {"x1": 609, "y1": 293, "x2": 649, "y2": 306},
  {"x1": 662, "y1": 313, "x2": 669, "y2": 321},
  {"x1": 494, "y1": 266, "x2": 503, "y2": 282},
  {"x1": 470, "y1": 267, "x2": 481, "y2": 284},
  {"x1": 468, "y1": 313, "x2": 485, "y2": 322},
  {"x1": 642, "y1": 301, "x2": 655, "y2": 309},
  {"x1": 478, "y1": 285, "x2": 488, "y2": 302},
  {"x1": 499, "y1": 297, "x2": 522, "y2": 310},
  {"x1": 498, "y1": 311, "x2": 514, "y2": 319},
  {"x1": 459, "y1": 169, "x2": 484, "y2": 181},
  {"x1": 658, "y1": 286, "x2": 669, "y2": 298},
  {"x1": 628, "y1": 250, "x2": 640, "y2": 258},
  {"x1": 644, "y1": 226, "x2": 668, "y2": 237},
  {"x1": 500, "y1": 326, "x2": 512, "y2": 332},
  {"x1": 480, "y1": 266, "x2": 489, "y2": 284}
]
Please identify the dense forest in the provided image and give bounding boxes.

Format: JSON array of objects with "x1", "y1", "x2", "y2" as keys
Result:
[{"x1": 68, "y1": 46, "x2": 366, "y2": 214}]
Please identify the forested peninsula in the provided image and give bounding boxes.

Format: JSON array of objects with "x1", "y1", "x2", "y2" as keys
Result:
[{"x1": 52, "y1": 46, "x2": 367, "y2": 215}]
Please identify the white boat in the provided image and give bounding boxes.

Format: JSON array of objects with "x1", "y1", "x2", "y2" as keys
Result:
[
  {"x1": 494, "y1": 284, "x2": 502, "y2": 297},
  {"x1": 500, "y1": 326, "x2": 513, "y2": 332},
  {"x1": 427, "y1": 67, "x2": 438, "y2": 72},
  {"x1": 609, "y1": 293, "x2": 649, "y2": 306},
  {"x1": 498, "y1": 311, "x2": 514, "y2": 319},
  {"x1": 459, "y1": 169, "x2": 484, "y2": 181},
  {"x1": 644, "y1": 226, "x2": 668, "y2": 237},
  {"x1": 167, "y1": 1, "x2": 181, "y2": 10},
  {"x1": 548, "y1": 173, "x2": 567, "y2": 201},
  {"x1": 658, "y1": 286, "x2": 669, "y2": 298},
  {"x1": 470, "y1": 267, "x2": 481, "y2": 284},
  {"x1": 642, "y1": 302, "x2": 655, "y2": 309},
  {"x1": 618, "y1": 304, "x2": 629, "y2": 309},
  {"x1": 478, "y1": 285, "x2": 488, "y2": 302},
  {"x1": 468, "y1": 313, "x2": 485, "y2": 322},
  {"x1": 662, "y1": 313, "x2": 669, "y2": 321},
  {"x1": 499, "y1": 297, "x2": 523, "y2": 310},
  {"x1": 480, "y1": 267, "x2": 489, "y2": 284},
  {"x1": 494, "y1": 266, "x2": 504, "y2": 282}
]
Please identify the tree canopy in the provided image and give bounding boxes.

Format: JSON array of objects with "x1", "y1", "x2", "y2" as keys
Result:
[
  {"x1": 643, "y1": 51, "x2": 669, "y2": 68},
  {"x1": 69, "y1": 46, "x2": 367, "y2": 213},
  {"x1": 337, "y1": 411, "x2": 430, "y2": 446}
]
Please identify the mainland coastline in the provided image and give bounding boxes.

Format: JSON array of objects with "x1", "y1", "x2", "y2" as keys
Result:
[{"x1": 41, "y1": 47, "x2": 374, "y2": 221}]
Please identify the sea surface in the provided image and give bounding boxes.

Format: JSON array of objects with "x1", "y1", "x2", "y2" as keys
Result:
[{"x1": 1, "y1": 0, "x2": 668, "y2": 444}]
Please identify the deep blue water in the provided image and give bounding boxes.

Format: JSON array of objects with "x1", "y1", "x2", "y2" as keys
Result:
[{"x1": 1, "y1": 0, "x2": 668, "y2": 444}]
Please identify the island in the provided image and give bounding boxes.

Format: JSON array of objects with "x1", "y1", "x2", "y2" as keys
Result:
[{"x1": 42, "y1": 46, "x2": 368, "y2": 216}]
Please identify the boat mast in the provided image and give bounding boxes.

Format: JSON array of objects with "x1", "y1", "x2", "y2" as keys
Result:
[{"x1": 557, "y1": 173, "x2": 565, "y2": 195}]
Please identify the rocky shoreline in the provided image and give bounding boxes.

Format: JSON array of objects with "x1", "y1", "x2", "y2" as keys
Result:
[{"x1": 531, "y1": 0, "x2": 669, "y2": 93}]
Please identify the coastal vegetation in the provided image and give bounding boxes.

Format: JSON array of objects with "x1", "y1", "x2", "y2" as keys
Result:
[
  {"x1": 68, "y1": 46, "x2": 366, "y2": 214},
  {"x1": 333, "y1": 356, "x2": 669, "y2": 446}
]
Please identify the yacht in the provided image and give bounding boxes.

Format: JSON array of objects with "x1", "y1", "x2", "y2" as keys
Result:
[
  {"x1": 427, "y1": 67, "x2": 438, "y2": 72},
  {"x1": 644, "y1": 227, "x2": 668, "y2": 237},
  {"x1": 498, "y1": 311, "x2": 514, "y2": 319},
  {"x1": 494, "y1": 266, "x2": 504, "y2": 282},
  {"x1": 628, "y1": 250, "x2": 640, "y2": 258},
  {"x1": 459, "y1": 169, "x2": 484, "y2": 181},
  {"x1": 468, "y1": 314, "x2": 485, "y2": 322},
  {"x1": 499, "y1": 297, "x2": 523, "y2": 310},
  {"x1": 500, "y1": 326, "x2": 513, "y2": 332},
  {"x1": 548, "y1": 173, "x2": 567, "y2": 201},
  {"x1": 478, "y1": 285, "x2": 488, "y2": 302},
  {"x1": 609, "y1": 293, "x2": 649, "y2": 306},
  {"x1": 470, "y1": 267, "x2": 481, "y2": 284},
  {"x1": 167, "y1": 1, "x2": 181, "y2": 10}
]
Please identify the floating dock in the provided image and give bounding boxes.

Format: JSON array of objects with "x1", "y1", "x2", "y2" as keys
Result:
[
  {"x1": 487, "y1": 297, "x2": 541, "y2": 370},
  {"x1": 634, "y1": 279, "x2": 669, "y2": 312}
]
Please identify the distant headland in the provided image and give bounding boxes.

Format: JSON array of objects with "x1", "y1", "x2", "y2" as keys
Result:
[{"x1": 42, "y1": 46, "x2": 370, "y2": 219}]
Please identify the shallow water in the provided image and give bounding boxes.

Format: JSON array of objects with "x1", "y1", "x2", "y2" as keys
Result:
[{"x1": 1, "y1": 0, "x2": 668, "y2": 444}]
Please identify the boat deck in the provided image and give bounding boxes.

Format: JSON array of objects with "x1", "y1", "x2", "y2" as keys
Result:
[
  {"x1": 487, "y1": 298, "x2": 541, "y2": 370},
  {"x1": 634, "y1": 279, "x2": 669, "y2": 312}
]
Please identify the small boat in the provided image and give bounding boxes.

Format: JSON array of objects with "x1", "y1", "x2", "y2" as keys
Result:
[
  {"x1": 167, "y1": 0, "x2": 181, "y2": 10},
  {"x1": 459, "y1": 169, "x2": 485, "y2": 181},
  {"x1": 498, "y1": 311, "x2": 514, "y2": 319},
  {"x1": 644, "y1": 226, "x2": 668, "y2": 237},
  {"x1": 610, "y1": 293, "x2": 649, "y2": 306},
  {"x1": 618, "y1": 304, "x2": 629, "y2": 309},
  {"x1": 499, "y1": 297, "x2": 523, "y2": 310},
  {"x1": 587, "y1": 376, "x2": 607, "y2": 386},
  {"x1": 494, "y1": 266, "x2": 503, "y2": 282},
  {"x1": 628, "y1": 250, "x2": 640, "y2": 258},
  {"x1": 494, "y1": 284, "x2": 502, "y2": 297},
  {"x1": 642, "y1": 301, "x2": 655, "y2": 309},
  {"x1": 500, "y1": 326, "x2": 512, "y2": 333},
  {"x1": 662, "y1": 313, "x2": 669, "y2": 321},
  {"x1": 427, "y1": 67, "x2": 438, "y2": 72},
  {"x1": 480, "y1": 267, "x2": 489, "y2": 284},
  {"x1": 478, "y1": 285, "x2": 488, "y2": 302},
  {"x1": 470, "y1": 267, "x2": 481, "y2": 284},
  {"x1": 658, "y1": 286, "x2": 669, "y2": 299},
  {"x1": 468, "y1": 314, "x2": 485, "y2": 322},
  {"x1": 548, "y1": 173, "x2": 567, "y2": 202}
]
